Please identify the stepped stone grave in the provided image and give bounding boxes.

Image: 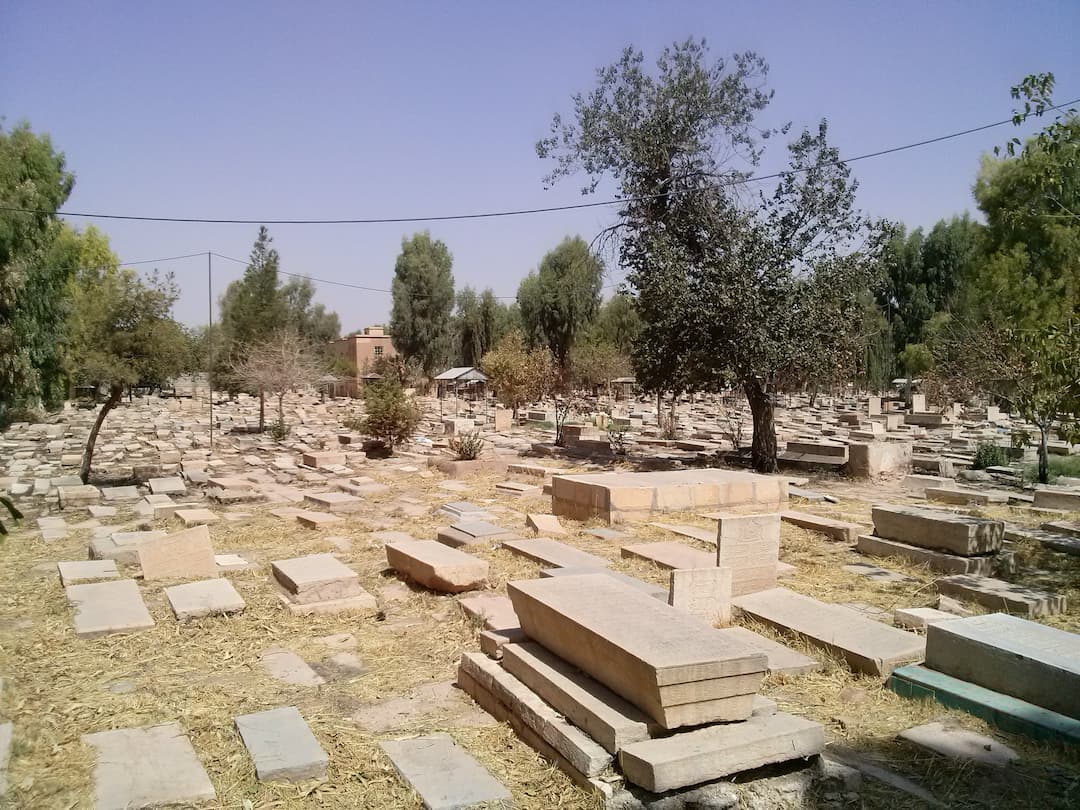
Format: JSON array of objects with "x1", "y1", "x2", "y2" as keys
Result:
[
  {"x1": 272, "y1": 553, "x2": 376, "y2": 614},
  {"x1": 716, "y1": 626, "x2": 820, "y2": 676},
  {"x1": 303, "y1": 491, "x2": 363, "y2": 513},
  {"x1": 380, "y1": 733, "x2": 512, "y2": 810},
  {"x1": 385, "y1": 539, "x2": 488, "y2": 593},
  {"x1": 66, "y1": 579, "x2": 155, "y2": 638},
  {"x1": 668, "y1": 567, "x2": 732, "y2": 626},
  {"x1": 235, "y1": 707, "x2": 329, "y2": 782},
  {"x1": 508, "y1": 573, "x2": 767, "y2": 728},
  {"x1": 732, "y1": 587, "x2": 925, "y2": 677},
  {"x1": 898, "y1": 721, "x2": 1017, "y2": 767},
  {"x1": 856, "y1": 534, "x2": 995, "y2": 575},
  {"x1": 137, "y1": 524, "x2": 218, "y2": 581},
  {"x1": 500, "y1": 641, "x2": 654, "y2": 754},
  {"x1": 715, "y1": 513, "x2": 781, "y2": 596},
  {"x1": 502, "y1": 537, "x2": 608, "y2": 570},
  {"x1": 174, "y1": 507, "x2": 220, "y2": 527},
  {"x1": 57, "y1": 559, "x2": 118, "y2": 586},
  {"x1": 780, "y1": 510, "x2": 864, "y2": 542},
  {"x1": 871, "y1": 505, "x2": 1002, "y2": 556},
  {"x1": 550, "y1": 468, "x2": 787, "y2": 524},
  {"x1": 936, "y1": 574, "x2": 1066, "y2": 617},
  {"x1": 618, "y1": 710, "x2": 824, "y2": 792},
  {"x1": 925, "y1": 613, "x2": 1080, "y2": 719},
  {"x1": 164, "y1": 578, "x2": 245, "y2": 620},
  {"x1": 83, "y1": 722, "x2": 216, "y2": 810},
  {"x1": 540, "y1": 566, "x2": 668, "y2": 600},
  {"x1": 437, "y1": 520, "x2": 515, "y2": 548},
  {"x1": 621, "y1": 541, "x2": 715, "y2": 570}
]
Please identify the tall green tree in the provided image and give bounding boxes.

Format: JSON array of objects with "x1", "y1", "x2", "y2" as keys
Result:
[
  {"x1": 0, "y1": 123, "x2": 75, "y2": 416},
  {"x1": 389, "y1": 231, "x2": 455, "y2": 377},
  {"x1": 516, "y1": 236, "x2": 603, "y2": 369},
  {"x1": 280, "y1": 276, "x2": 341, "y2": 344},
  {"x1": 588, "y1": 293, "x2": 641, "y2": 356},
  {"x1": 219, "y1": 226, "x2": 287, "y2": 348}
]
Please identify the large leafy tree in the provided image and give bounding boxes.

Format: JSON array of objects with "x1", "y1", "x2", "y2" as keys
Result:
[
  {"x1": 480, "y1": 331, "x2": 555, "y2": 418},
  {"x1": 0, "y1": 123, "x2": 75, "y2": 416},
  {"x1": 389, "y1": 231, "x2": 455, "y2": 377},
  {"x1": 538, "y1": 40, "x2": 884, "y2": 471},
  {"x1": 280, "y1": 276, "x2": 341, "y2": 344},
  {"x1": 219, "y1": 226, "x2": 287, "y2": 348},
  {"x1": 588, "y1": 293, "x2": 641, "y2": 356},
  {"x1": 516, "y1": 236, "x2": 603, "y2": 369}
]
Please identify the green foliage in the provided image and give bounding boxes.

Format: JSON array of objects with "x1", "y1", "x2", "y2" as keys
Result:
[
  {"x1": 0, "y1": 123, "x2": 76, "y2": 415},
  {"x1": 569, "y1": 337, "x2": 629, "y2": 392},
  {"x1": 389, "y1": 232, "x2": 455, "y2": 377},
  {"x1": 1010, "y1": 428, "x2": 1031, "y2": 453},
  {"x1": 220, "y1": 226, "x2": 287, "y2": 347},
  {"x1": 516, "y1": 236, "x2": 603, "y2": 369},
  {"x1": 589, "y1": 293, "x2": 641, "y2": 355},
  {"x1": 972, "y1": 442, "x2": 1008, "y2": 470},
  {"x1": 448, "y1": 430, "x2": 485, "y2": 461},
  {"x1": 280, "y1": 277, "x2": 341, "y2": 344},
  {"x1": 480, "y1": 331, "x2": 555, "y2": 415},
  {"x1": 453, "y1": 286, "x2": 510, "y2": 367},
  {"x1": 898, "y1": 343, "x2": 933, "y2": 378},
  {"x1": 1022, "y1": 454, "x2": 1080, "y2": 485},
  {"x1": 356, "y1": 377, "x2": 421, "y2": 449}
]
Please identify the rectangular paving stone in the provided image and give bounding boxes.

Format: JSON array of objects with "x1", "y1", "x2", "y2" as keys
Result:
[
  {"x1": 502, "y1": 537, "x2": 608, "y2": 570},
  {"x1": 781, "y1": 510, "x2": 864, "y2": 542},
  {"x1": 165, "y1": 578, "x2": 245, "y2": 620},
  {"x1": 137, "y1": 525, "x2": 218, "y2": 581},
  {"x1": 856, "y1": 534, "x2": 995, "y2": 575},
  {"x1": 732, "y1": 587, "x2": 925, "y2": 677},
  {"x1": 508, "y1": 573, "x2": 766, "y2": 728},
  {"x1": 385, "y1": 540, "x2": 488, "y2": 593},
  {"x1": 618, "y1": 711, "x2": 824, "y2": 792},
  {"x1": 66, "y1": 579, "x2": 154, "y2": 638},
  {"x1": 715, "y1": 513, "x2": 781, "y2": 596},
  {"x1": 272, "y1": 553, "x2": 362, "y2": 604},
  {"x1": 620, "y1": 541, "x2": 715, "y2": 570},
  {"x1": 935, "y1": 574, "x2": 1066, "y2": 617},
  {"x1": 57, "y1": 559, "x2": 118, "y2": 586},
  {"x1": 925, "y1": 613, "x2": 1080, "y2": 719},
  {"x1": 380, "y1": 732, "x2": 512, "y2": 810},
  {"x1": 83, "y1": 722, "x2": 215, "y2": 809},
  {"x1": 871, "y1": 504, "x2": 1002, "y2": 556},
  {"x1": 235, "y1": 706, "x2": 328, "y2": 782}
]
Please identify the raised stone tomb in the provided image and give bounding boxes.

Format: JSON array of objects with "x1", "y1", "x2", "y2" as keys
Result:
[
  {"x1": 871, "y1": 504, "x2": 1003, "y2": 556},
  {"x1": 856, "y1": 534, "x2": 995, "y2": 575},
  {"x1": 507, "y1": 573, "x2": 767, "y2": 729},
  {"x1": 935, "y1": 574, "x2": 1066, "y2": 617},
  {"x1": 384, "y1": 539, "x2": 488, "y2": 593}
]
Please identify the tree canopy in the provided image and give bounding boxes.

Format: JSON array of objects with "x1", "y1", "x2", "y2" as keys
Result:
[{"x1": 389, "y1": 231, "x2": 455, "y2": 377}]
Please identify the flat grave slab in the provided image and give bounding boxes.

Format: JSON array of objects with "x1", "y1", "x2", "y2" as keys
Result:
[
  {"x1": 551, "y1": 468, "x2": 787, "y2": 524},
  {"x1": 66, "y1": 579, "x2": 154, "y2": 638},
  {"x1": 57, "y1": 559, "x2": 118, "y2": 586},
  {"x1": 926, "y1": 487, "x2": 1009, "y2": 506},
  {"x1": 732, "y1": 587, "x2": 924, "y2": 677},
  {"x1": 272, "y1": 553, "x2": 362, "y2": 604},
  {"x1": 295, "y1": 510, "x2": 343, "y2": 529},
  {"x1": 508, "y1": 573, "x2": 766, "y2": 729},
  {"x1": 716, "y1": 626, "x2": 820, "y2": 676},
  {"x1": 620, "y1": 541, "x2": 715, "y2": 571},
  {"x1": 871, "y1": 504, "x2": 1002, "y2": 556},
  {"x1": 935, "y1": 574, "x2": 1066, "y2": 617},
  {"x1": 261, "y1": 648, "x2": 326, "y2": 687},
  {"x1": 925, "y1": 613, "x2": 1080, "y2": 719},
  {"x1": 385, "y1": 539, "x2": 488, "y2": 593},
  {"x1": 148, "y1": 477, "x2": 186, "y2": 494},
  {"x1": 525, "y1": 513, "x2": 567, "y2": 536},
  {"x1": 173, "y1": 508, "x2": 220, "y2": 527},
  {"x1": 83, "y1": 722, "x2": 215, "y2": 809},
  {"x1": 137, "y1": 525, "x2": 218, "y2": 581},
  {"x1": 58, "y1": 484, "x2": 103, "y2": 508},
  {"x1": 235, "y1": 706, "x2": 328, "y2": 782},
  {"x1": 303, "y1": 491, "x2": 364, "y2": 513},
  {"x1": 856, "y1": 534, "x2": 995, "y2": 576},
  {"x1": 437, "y1": 520, "x2": 515, "y2": 548},
  {"x1": 100, "y1": 485, "x2": 140, "y2": 502},
  {"x1": 380, "y1": 733, "x2": 512, "y2": 810},
  {"x1": 618, "y1": 710, "x2": 824, "y2": 792},
  {"x1": 540, "y1": 566, "x2": 668, "y2": 600},
  {"x1": 439, "y1": 501, "x2": 491, "y2": 520},
  {"x1": 843, "y1": 562, "x2": 914, "y2": 583},
  {"x1": 649, "y1": 522, "x2": 717, "y2": 544},
  {"x1": 898, "y1": 721, "x2": 1017, "y2": 767},
  {"x1": 495, "y1": 480, "x2": 541, "y2": 496},
  {"x1": 164, "y1": 578, "x2": 245, "y2": 620},
  {"x1": 502, "y1": 537, "x2": 608, "y2": 570},
  {"x1": 781, "y1": 510, "x2": 864, "y2": 542}
]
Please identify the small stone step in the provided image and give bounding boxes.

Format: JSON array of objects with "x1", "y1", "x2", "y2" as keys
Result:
[
  {"x1": 620, "y1": 541, "x2": 714, "y2": 570},
  {"x1": 781, "y1": 510, "x2": 864, "y2": 542},
  {"x1": 235, "y1": 707, "x2": 329, "y2": 782},
  {"x1": 935, "y1": 574, "x2": 1066, "y2": 618},
  {"x1": 380, "y1": 732, "x2": 512, "y2": 810},
  {"x1": 857, "y1": 534, "x2": 995, "y2": 576}
]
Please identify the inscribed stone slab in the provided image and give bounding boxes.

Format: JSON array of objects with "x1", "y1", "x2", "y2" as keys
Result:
[
  {"x1": 66, "y1": 579, "x2": 154, "y2": 638},
  {"x1": 716, "y1": 513, "x2": 781, "y2": 596},
  {"x1": 83, "y1": 722, "x2": 215, "y2": 810},
  {"x1": 668, "y1": 567, "x2": 732, "y2": 626},
  {"x1": 380, "y1": 733, "x2": 512, "y2": 810},
  {"x1": 137, "y1": 524, "x2": 218, "y2": 581},
  {"x1": 164, "y1": 578, "x2": 245, "y2": 620},
  {"x1": 235, "y1": 706, "x2": 328, "y2": 782}
]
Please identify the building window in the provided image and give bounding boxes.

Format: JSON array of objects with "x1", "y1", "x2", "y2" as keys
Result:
[{"x1": 374, "y1": 346, "x2": 383, "y2": 357}]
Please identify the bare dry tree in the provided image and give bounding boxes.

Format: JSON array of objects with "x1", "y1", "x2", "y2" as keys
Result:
[{"x1": 231, "y1": 329, "x2": 326, "y2": 438}]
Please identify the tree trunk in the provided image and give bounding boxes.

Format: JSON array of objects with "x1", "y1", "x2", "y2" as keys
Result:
[
  {"x1": 80, "y1": 383, "x2": 122, "y2": 484},
  {"x1": 745, "y1": 379, "x2": 778, "y2": 473},
  {"x1": 258, "y1": 390, "x2": 266, "y2": 432},
  {"x1": 277, "y1": 394, "x2": 286, "y2": 434},
  {"x1": 1038, "y1": 424, "x2": 1050, "y2": 485}
]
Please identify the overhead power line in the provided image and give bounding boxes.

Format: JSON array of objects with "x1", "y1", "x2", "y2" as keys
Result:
[{"x1": 2, "y1": 99, "x2": 1075, "y2": 226}]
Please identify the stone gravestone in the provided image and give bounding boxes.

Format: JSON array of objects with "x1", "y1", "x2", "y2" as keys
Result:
[
  {"x1": 715, "y1": 513, "x2": 780, "y2": 596},
  {"x1": 669, "y1": 567, "x2": 732, "y2": 626},
  {"x1": 137, "y1": 525, "x2": 218, "y2": 581}
]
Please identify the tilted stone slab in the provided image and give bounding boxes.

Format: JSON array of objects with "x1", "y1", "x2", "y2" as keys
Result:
[
  {"x1": 551, "y1": 468, "x2": 787, "y2": 524},
  {"x1": 303, "y1": 491, "x2": 364, "y2": 513},
  {"x1": 58, "y1": 484, "x2": 102, "y2": 508},
  {"x1": 856, "y1": 534, "x2": 995, "y2": 576},
  {"x1": 66, "y1": 579, "x2": 155, "y2": 639},
  {"x1": 165, "y1": 578, "x2": 245, "y2": 620},
  {"x1": 502, "y1": 537, "x2": 608, "y2": 570},
  {"x1": 137, "y1": 524, "x2": 218, "y2": 581},
  {"x1": 525, "y1": 513, "x2": 567, "y2": 536},
  {"x1": 935, "y1": 574, "x2": 1066, "y2": 617},
  {"x1": 458, "y1": 594, "x2": 519, "y2": 631},
  {"x1": 732, "y1": 587, "x2": 925, "y2": 678},
  {"x1": 871, "y1": 504, "x2": 1002, "y2": 556},
  {"x1": 926, "y1": 487, "x2": 1009, "y2": 506},
  {"x1": 83, "y1": 722, "x2": 215, "y2": 809},
  {"x1": 620, "y1": 541, "x2": 715, "y2": 571},
  {"x1": 148, "y1": 476, "x2": 186, "y2": 495},
  {"x1": 781, "y1": 510, "x2": 865, "y2": 542},
  {"x1": 1033, "y1": 488, "x2": 1080, "y2": 511},
  {"x1": 235, "y1": 706, "x2": 329, "y2": 782},
  {"x1": 500, "y1": 641, "x2": 654, "y2": 754},
  {"x1": 507, "y1": 573, "x2": 766, "y2": 728},
  {"x1": 459, "y1": 652, "x2": 613, "y2": 776},
  {"x1": 618, "y1": 710, "x2": 824, "y2": 792},
  {"x1": 380, "y1": 733, "x2": 512, "y2": 810},
  {"x1": 898, "y1": 721, "x2": 1017, "y2": 767},
  {"x1": 385, "y1": 539, "x2": 488, "y2": 593},
  {"x1": 925, "y1": 613, "x2": 1080, "y2": 719},
  {"x1": 1043, "y1": 520, "x2": 1080, "y2": 539},
  {"x1": 272, "y1": 553, "x2": 362, "y2": 604}
]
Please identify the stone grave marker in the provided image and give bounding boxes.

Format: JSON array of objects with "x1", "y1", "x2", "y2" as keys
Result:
[
  {"x1": 668, "y1": 567, "x2": 732, "y2": 626},
  {"x1": 380, "y1": 733, "x2": 512, "y2": 810},
  {"x1": 235, "y1": 707, "x2": 328, "y2": 782},
  {"x1": 137, "y1": 525, "x2": 218, "y2": 581},
  {"x1": 164, "y1": 578, "x2": 245, "y2": 620},
  {"x1": 715, "y1": 513, "x2": 781, "y2": 596},
  {"x1": 66, "y1": 579, "x2": 155, "y2": 638}
]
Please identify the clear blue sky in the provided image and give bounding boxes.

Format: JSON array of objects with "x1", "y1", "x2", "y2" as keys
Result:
[{"x1": 3, "y1": 1, "x2": 1077, "y2": 329}]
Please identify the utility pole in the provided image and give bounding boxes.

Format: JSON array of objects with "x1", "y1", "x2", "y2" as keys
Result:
[{"x1": 208, "y1": 252, "x2": 214, "y2": 451}]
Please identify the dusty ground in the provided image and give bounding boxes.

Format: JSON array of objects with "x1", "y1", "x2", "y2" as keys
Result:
[{"x1": 1, "y1": 455, "x2": 1079, "y2": 809}]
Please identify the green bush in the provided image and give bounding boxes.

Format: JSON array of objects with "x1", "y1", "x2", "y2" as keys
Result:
[
  {"x1": 972, "y1": 442, "x2": 1008, "y2": 470},
  {"x1": 353, "y1": 378, "x2": 420, "y2": 450},
  {"x1": 449, "y1": 430, "x2": 485, "y2": 461}
]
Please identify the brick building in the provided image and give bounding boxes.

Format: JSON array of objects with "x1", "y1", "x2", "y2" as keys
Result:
[{"x1": 328, "y1": 326, "x2": 397, "y2": 396}]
